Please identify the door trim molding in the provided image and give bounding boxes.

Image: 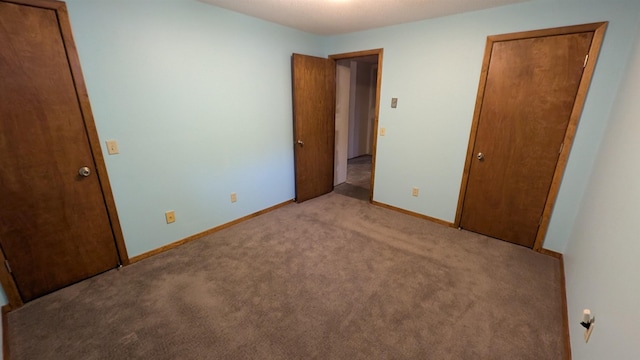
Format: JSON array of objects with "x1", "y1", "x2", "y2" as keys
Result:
[
  {"x1": 0, "y1": 0, "x2": 129, "y2": 309},
  {"x1": 329, "y1": 49, "x2": 384, "y2": 202},
  {"x1": 56, "y1": 1, "x2": 130, "y2": 265},
  {"x1": 453, "y1": 22, "x2": 608, "y2": 251}
]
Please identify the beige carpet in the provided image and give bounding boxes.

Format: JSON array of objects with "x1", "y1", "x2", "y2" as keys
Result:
[{"x1": 7, "y1": 192, "x2": 565, "y2": 359}]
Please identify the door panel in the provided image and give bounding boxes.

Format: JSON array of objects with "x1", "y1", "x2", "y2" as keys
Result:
[
  {"x1": 460, "y1": 32, "x2": 593, "y2": 247},
  {"x1": 292, "y1": 54, "x2": 336, "y2": 202},
  {"x1": 0, "y1": 2, "x2": 119, "y2": 301}
]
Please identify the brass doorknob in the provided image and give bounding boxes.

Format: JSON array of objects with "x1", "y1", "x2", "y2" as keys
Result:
[{"x1": 477, "y1": 152, "x2": 484, "y2": 161}]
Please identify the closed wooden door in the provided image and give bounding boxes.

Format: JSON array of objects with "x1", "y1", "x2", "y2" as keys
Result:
[
  {"x1": 0, "y1": 1, "x2": 121, "y2": 301},
  {"x1": 459, "y1": 30, "x2": 596, "y2": 248},
  {"x1": 292, "y1": 54, "x2": 336, "y2": 202}
]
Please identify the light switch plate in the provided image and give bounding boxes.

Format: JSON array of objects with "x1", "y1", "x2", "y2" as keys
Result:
[
  {"x1": 391, "y1": 98, "x2": 398, "y2": 108},
  {"x1": 380, "y1": 127, "x2": 386, "y2": 136},
  {"x1": 165, "y1": 211, "x2": 176, "y2": 224},
  {"x1": 106, "y1": 140, "x2": 119, "y2": 155}
]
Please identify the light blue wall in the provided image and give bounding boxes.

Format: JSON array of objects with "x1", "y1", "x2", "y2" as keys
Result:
[
  {"x1": 64, "y1": 0, "x2": 324, "y2": 257},
  {"x1": 2, "y1": 4, "x2": 639, "y2": 358},
  {"x1": 325, "y1": 0, "x2": 640, "y2": 252},
  {"x1": 564, "y1": 17, "x2": 640, "y2": 359}
]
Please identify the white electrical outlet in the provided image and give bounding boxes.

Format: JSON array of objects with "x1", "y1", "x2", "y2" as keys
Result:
[
  {"x1": 230, "y1": 192, "x2": 237, "y2": 203},
  {"x1": 412, "y1": 187, "x2": 419, "y2": 197}
]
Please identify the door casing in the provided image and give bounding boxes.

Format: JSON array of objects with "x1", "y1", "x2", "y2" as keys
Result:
[
  {"x1": 454, "y1": 22, "x2": 608, "y2": 250},
  {"x1": 330, "y1": 49, "x2": 384, "y2": 202},
  {"x1": 292, "y1": 49, "x2": 383, "y2": 203}
]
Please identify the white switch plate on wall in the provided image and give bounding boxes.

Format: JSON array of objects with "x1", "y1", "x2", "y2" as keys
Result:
[{"x1": 106, "y1": 140, "x2": 119, "y2": 155}]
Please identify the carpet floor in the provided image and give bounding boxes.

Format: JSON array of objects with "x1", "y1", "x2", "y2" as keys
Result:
[{"x1": 7, "y1": 192, "x2": 565, "y2": 359}]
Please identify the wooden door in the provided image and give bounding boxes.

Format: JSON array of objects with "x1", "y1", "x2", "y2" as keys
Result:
[
  {"x1": 459, "y1": 28, "x2": 600, "y2": 248},
  {"x1": 292, "y1": 54, "x2": 336, "y2": 202},
  {"x1": 0, "y1": 1, "x2": 122, "y2": 302}
]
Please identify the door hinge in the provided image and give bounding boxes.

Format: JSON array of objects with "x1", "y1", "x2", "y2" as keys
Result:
[
  {"x1": 4, "y1": 260, "x2": 12, "y2": 273},
  {"x1": 559, "y1": 142, "x2": 564, "y2": 154},
  {"x1": 583, "y1": 54, "x2": 589, "y2": 68}
]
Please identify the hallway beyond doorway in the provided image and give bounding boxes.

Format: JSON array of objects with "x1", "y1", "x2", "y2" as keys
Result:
[{"x1": 334, "y1": 155, "x2": 371, "y2": 201}]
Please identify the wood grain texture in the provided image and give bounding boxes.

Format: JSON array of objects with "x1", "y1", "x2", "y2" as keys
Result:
[
  {"x1": 130, "y1": 200, "x2": 294, "y2": 264},
  {"x1": 488, "y1": 22, "x2": 606, "y2": 43},
  {"x1": 538, "y1": 248, "x2": 562, "y2": 259},
  {"x1": 2, "y1": 0, "x2": 128, "y2": 265},
  {"x1": 2, "y1": 304, "x2": 10, "y2": 360},
  {"x1": 53, "y1": 2, "x2": 130, "y2": 265},
  {"x1": 329, "y1": 49, "x2": 382, "y2": 59},
  {"x1": 459, "y1": 26, "x2": 595, "y2": 248},
  {"x1": 533, "y1": 22, "x2": 607, "y2": 251},
  {"x1": 330, "y1": 49, "x2": 384, "y2": 202},
  {"x1": 292, "y1": 54, "x2": 336, "y2": 202},
  {"x1": 539, "y1": 249, "x2": 572, "y2": 359},
  {"x1": 455, "y1": 38, "x2": 494, "y2": 227},
  {"x1": 559, "y1": 254, "x2": 572, "y2": 360},
  {"x1": 0, "y1": 1, "x2": 121, "y2": 302},
  {"x1": 0, "y1": 250, "x2": 22, "y2": 309},
  {"x1": 2, "y1": 0, "x2": 63, "y2": 9}
]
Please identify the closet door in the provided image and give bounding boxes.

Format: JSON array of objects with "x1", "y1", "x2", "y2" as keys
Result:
[
  {"x1": 457, "y1": 23, "x2": 607, "y2": 248},
  {"x1": 0, "y1": 0, "x2": 125, "y2": 302}
]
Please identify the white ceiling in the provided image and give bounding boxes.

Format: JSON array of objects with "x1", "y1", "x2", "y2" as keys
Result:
[{"x1": 199, "y1": 0, "x2": 531, "y2": 35}]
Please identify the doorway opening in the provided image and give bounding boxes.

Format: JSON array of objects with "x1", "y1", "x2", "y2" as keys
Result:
[
  {"x1": 331, "y1": 51, "x2": 381, "y2": 201},
  {"x1": 290, "y1": 49, "x2": 382, "y2": 203}
]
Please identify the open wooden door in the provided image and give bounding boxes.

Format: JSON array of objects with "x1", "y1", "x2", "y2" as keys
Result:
[
  {"x1": 0, "y1": 0, "x2": 127, "y2": 303},
  {"x1": 456, "y1": 23, "x2": 607, "y2": 249},
  {"x1": 292, "y1": 54, "x2": 336, "y2": 202}
]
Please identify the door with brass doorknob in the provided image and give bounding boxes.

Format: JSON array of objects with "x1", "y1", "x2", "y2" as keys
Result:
[
  {"x1": 291, "y1": 53, "x2": 335, "y2": 203},
  {"x1": 0, "y1": 0, "x2": 125, "y2": 304},
  {"x1": 458, "y1": 23, "x2": 605, "y2": 249}
]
